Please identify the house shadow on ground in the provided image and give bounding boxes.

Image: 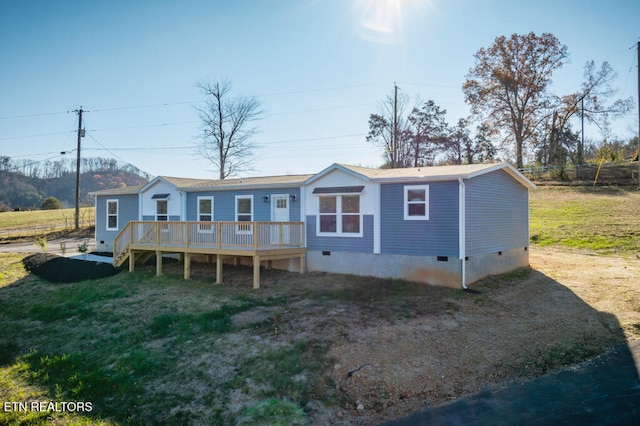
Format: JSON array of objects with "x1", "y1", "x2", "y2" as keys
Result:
[{"x1": 379, "y1": 267, "x2": 640, "y2": 425}]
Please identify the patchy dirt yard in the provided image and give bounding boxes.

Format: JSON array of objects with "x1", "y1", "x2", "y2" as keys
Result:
[
  {"x1": 4, "y1": 247, "x2": 639, "y2": 425},
  {"x1": 314, "y1": 248, "x2": 640, "y2": 424},
  {"x1": 122, "y1": 248, "x2": 639, "y2": 424}
]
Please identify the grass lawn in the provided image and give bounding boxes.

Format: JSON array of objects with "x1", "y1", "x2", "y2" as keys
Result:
[
  {"x1": 529, "y1": 186, "x2": 640, "y2": 256},
  {"x1": 0, "y1": 207, "x2": 95, "y2": 240},
  {"x1": 0, "y1": 258, "x2": 332, "y2": 425}
]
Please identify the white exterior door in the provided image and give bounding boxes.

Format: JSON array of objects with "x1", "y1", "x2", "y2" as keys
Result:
[
  {"x1": 272, "y1": 195, "x2": 290, "y2": 222},
  {"x1": 271, "y1": 195, "x2": 290, "y2": 244}
]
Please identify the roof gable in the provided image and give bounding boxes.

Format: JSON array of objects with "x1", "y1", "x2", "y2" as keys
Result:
[{"x1": 332, "y1": 163, "x2": 536, "y2": 189}]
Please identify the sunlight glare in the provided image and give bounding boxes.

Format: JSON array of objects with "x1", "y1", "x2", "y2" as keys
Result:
[
  {"x1": 356, "y1": 0, "x2": 429, "y2": 44},
  {"x1": 358, "y1": 0, "x2": 402, "y2": 43}
]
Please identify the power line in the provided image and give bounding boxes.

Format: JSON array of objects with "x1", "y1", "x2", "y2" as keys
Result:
[
  {"x1": 256, "y1": 133, "x2": 366, "y2": 146},
  {"x1": 0, "y1": 130, "x2": 75, "y2": 141},
  {"x1": 0, "y1": 110, "x2": 69, "y2": 120}
]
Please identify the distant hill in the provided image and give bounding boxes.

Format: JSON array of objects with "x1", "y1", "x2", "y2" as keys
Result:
[{"x1": 0, "y1": 156, "x2": 150, "y2": 210}]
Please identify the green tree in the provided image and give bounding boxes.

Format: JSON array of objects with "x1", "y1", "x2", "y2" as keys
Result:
[
  {"x1": 473, "y1": 123, "x2": 497, "y2": 163},
  {"x1": 406, "y1": 100, "x2": 449, "y2": 166},
  {"x1": 366, "y1": 88, "x2": 413, "y2": 168},
  {"x1": 463, "y1": 32, "x2": 568, "y2": 168},
  {"x1": 41, "y1": 196, "x2": 62, "y2": 210}
]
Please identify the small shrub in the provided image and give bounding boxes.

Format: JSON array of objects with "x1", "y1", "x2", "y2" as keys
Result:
[
  {"x1": 77, "y1": 241, "x2": 88, "y2": 254},
  {"x1": 41, "y1": 197, "x2": 62, "y2": 210},
  {"x1": 34, "y1": 237, "x2": 47, "y2": 253}
]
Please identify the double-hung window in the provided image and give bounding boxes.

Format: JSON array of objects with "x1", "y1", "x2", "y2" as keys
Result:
[
  {"x1": 235, "y1": 195, "x2": 253, "y2": 233},
  {"x1": 156, "y1": 200, "x2": 168, "y2": 221},
  {"x1": 404, "y1": 185, "x2": 429, "y2": 220},
  {"x1": 197, "y1": 196, "x2": 214, "y2": 232},
  {"x1": 318, "y1": 194, "x2": 361, "y2": 236},
  {"x1": 106, "y1": 199, "x2": 118, "y2": 231}
]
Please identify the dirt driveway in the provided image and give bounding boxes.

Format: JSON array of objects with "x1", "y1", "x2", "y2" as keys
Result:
[
  {"x1": 0, "y1": 236, "x2": 95, "y2": 256},
  {"x1": 323, "y1": 248, "x2": 640, "y2": 424},
  {"x1": 529, "y1": 248, "x2": 640, "y2": 339}
]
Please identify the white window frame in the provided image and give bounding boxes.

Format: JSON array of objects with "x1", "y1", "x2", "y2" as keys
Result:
[
  {"x1": 156, "y1": 199, "x2": 168, "y2": 222},
  {"x1": 106, "y1": 199, "x2": 118, "y2": 231},
  {"x1": 235, "y1": 195, "x2": 253, "y2": 234},
  {"x1": 404, "y1": 184, "x2": 429, "y2": 220},
  {"x1": 197, "y1": 196, "x2": 214, "y2": 233},
  {"x1": 316, "y1": 194, "x2": 363, "y2": 237}
]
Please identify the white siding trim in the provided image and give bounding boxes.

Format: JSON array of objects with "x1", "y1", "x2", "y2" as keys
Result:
[
  {"x1": 458, "y1": 178, "x2": 467, "y2": 289},
  {"x1": 373, "y1": 183, "x2": 381, "y2": 254},
  {"x1": 106, "y1": 199, "x2": 119, "y2": 231}
]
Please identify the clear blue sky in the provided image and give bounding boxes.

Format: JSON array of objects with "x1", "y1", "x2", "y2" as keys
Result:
[{"x1": 1, "y1": 0, "x2": 638, "y2": 179}]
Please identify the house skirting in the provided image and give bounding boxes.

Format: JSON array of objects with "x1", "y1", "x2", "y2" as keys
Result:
[
  {"x1": 463, "y1": 247, "x2": 530, "y2": 284},
  {"x1": 306, "y1": 247, "x2": 529, "y2": 288}
]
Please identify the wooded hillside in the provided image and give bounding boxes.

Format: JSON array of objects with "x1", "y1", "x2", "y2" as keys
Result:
[{"x1": 0, "y1": 156, "x2": 150, "y2": 210}]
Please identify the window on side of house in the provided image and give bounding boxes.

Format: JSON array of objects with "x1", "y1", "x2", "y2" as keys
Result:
[
  {"x1": 106, "y1": 199, "x2": 118, "y2": 230},
  {"x1": 197, "y1": 196, "x2": 214, "y2": 232},
  {"x1": 235, "y1": 195, "x2": 253, "y2": 233},
  {"x1": 404, "y1": 185, "x2": 429, "y2": 220},
  {"x1": 156, "y1": 199, "x2": 168, "y2": 221},
  {"x1": 318, "y1": 195, "x2": 361, "y2": 235}
]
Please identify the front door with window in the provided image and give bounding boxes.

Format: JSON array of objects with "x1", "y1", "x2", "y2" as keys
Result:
[
  {"x1": 272, "y1": 195, "x2": 290, "y2": 222},
  {"x1": 271, "y1": 195, "x2": 290, "y2": 244}
]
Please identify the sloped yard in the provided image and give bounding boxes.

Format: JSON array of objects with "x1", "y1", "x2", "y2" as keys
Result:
[{"x1": 1, "y1": 246, "x2": 638, "y2": 425}]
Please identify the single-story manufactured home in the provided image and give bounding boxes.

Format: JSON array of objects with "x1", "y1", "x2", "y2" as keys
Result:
[{"x1": 91, "y1": 162, "x2": 536, "y2": 288}]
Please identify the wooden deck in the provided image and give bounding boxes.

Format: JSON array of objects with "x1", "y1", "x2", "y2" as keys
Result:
[{"x1": 114, "y1": 221, "x2": 306, "y2": 288}]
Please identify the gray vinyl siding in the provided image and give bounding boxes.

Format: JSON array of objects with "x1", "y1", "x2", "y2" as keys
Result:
[
  {"x1": 186, "y1": 188, "x2": 301, "y2": 222},
  {"x1": 465, "y1": 169, "x2": 529, "y2": 256},
  {"x1": 380, "y1": 181, "x2": 459, "y2": 256},
  {"x1": 95, "y1": 194, "x2": 138, "y2": 244},
  {"x1": 306, "y1": 215, "x2": 374, "y2": 253}
]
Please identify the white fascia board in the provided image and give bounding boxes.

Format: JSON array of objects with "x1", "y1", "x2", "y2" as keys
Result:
[
  {"x1": 302, "y1": 163, "x2": 371, "y2": 186},
  {"x1": 180, "y1": 182, "x2": 305, "y2": 192},
  {"x1": 466, "y1": 163, "x2": 537, "y2": 190}
]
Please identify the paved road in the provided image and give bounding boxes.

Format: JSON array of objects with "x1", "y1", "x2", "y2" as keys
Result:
[{"x1": 383, "y1": 339, "x2": 640, "y2": 425}]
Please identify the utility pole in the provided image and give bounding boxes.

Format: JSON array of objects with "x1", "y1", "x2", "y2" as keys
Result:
[
  {"x1": 392, "y1": 82, "x2": 398, "y2": 168},
  {"x1": 580, "y1": 96, "x2": 585, "y2": 165},
  {"x1": 74, "y1": 107, "x2": 84, "y2": 230}
]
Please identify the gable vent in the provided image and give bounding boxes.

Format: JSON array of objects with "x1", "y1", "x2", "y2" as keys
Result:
[{"x1": 313, "y1": 186, "x2": 364, "y2": 194}]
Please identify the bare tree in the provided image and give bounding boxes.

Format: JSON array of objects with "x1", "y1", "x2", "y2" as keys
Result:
[
  {"x1": 463, "y1": 32, "x2": 568, "y2": 168},
  {"x1": 549, "y1": 61, "x2": 634, "y2": 164},
  {"x1": 195, "y1": 79, "x2": 263, "y2": 179}
]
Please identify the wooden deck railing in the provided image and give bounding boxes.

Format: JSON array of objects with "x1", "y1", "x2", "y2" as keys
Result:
[{"x1": 114, "y1": 221, "x2": 305, "y2": 261}]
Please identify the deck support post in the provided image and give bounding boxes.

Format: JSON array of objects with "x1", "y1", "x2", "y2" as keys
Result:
[
  {"x1": 253, "y1": 255, "x2": 261, "y2": 289},
  {"x1": 184, "y1": 252, "x2": 191, "y2": 280},
  {"x1": 300, "y1": 253, "x2": 306, "y2": 273},
  {"x1": 216, "y1": 254, "x2": 223, "y2": 284},
  {"x1": 129, "y1": 251, "x2": 135, "y2": 272},
  {"x1": 156, "y1": 251, "x2": 163, "y2": 277}
]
